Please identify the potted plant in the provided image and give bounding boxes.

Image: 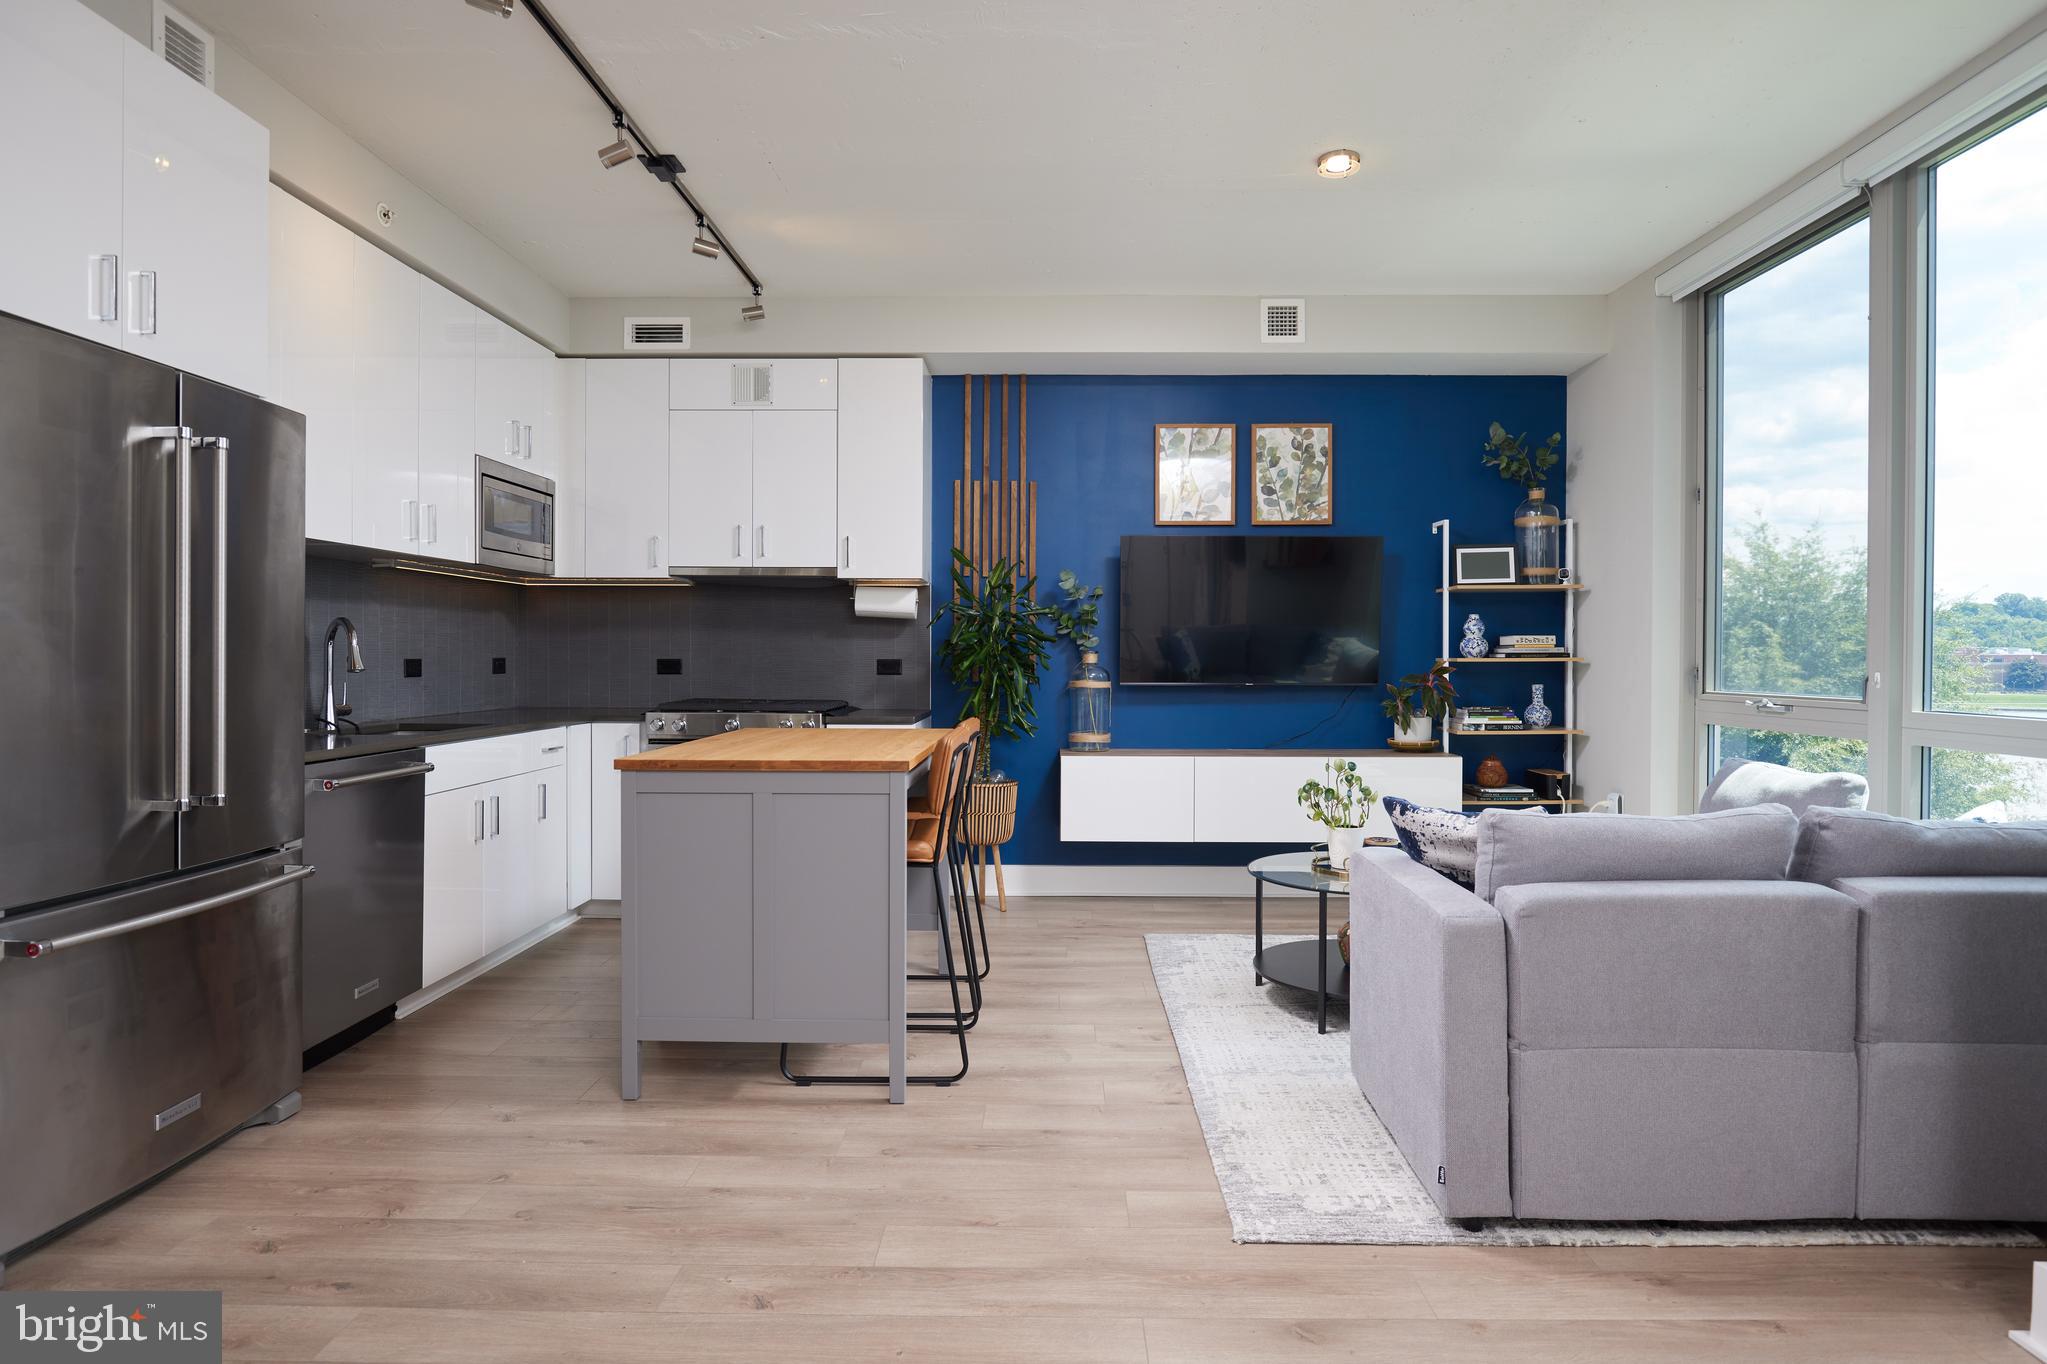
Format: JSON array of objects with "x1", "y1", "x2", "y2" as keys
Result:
[
  {"x1": 1296, "y1": 758, "x2": 1379, "y2": 873},
  {"x1": 1481, "y1": 421, "x2": 1565, "y2": 584},
  {"x1": 932, "y1": 548, "x2": 1056, "y2": 843},
  {"x1": 1382, "y1": 661, "x2": 1456, "y2": 745},
  {"x1": 1046, "y1": 569, "x2": 1110, "y2": 750}
]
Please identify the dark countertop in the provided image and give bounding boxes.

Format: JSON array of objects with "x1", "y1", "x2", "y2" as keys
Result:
[{"x1": 304, "y1": 705, "x2": 931, "y2": 763}]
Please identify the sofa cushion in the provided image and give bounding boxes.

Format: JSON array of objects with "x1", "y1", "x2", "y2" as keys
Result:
[
  {"x1": 1788, "y1": 805, "x2": 2047, "y2": 884},
  {"x1": 1381, "y1": 795, "x2": 1543, "y2": 887},
  {"x1": 1472, "y1": 805, "x2": 1798, "y2": 902},
  {"x1": 1835, "y1": 876, "x2": 2047, "y2": 1044},
  {"x1": 1698, "y1": 757, "x2": 1867, "y2": 817}
]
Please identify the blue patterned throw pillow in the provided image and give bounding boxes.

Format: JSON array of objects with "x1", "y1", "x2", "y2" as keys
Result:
[{"x1": 1382, "y1": 795, "x2": 1544, "y2": 887}]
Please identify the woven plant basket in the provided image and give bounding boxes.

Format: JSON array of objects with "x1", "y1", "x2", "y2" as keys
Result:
[{"x1": 964, "y1": 778, "x2": 1018, "y2": 846}]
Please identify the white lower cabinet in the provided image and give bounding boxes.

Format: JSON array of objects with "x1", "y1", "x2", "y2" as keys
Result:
[
  {"x1": 589, "y1": 722, "x2": 640, "y2": 901},
  {"x1": 421, "y1": 732, "x2": 570, "y2": 990},
  {"x1": 1060, "y1": 751, "x2": 1462, "y2": 842},
  {"x1": 566, "y1": 723, "x2": 593, "y2": 908}
]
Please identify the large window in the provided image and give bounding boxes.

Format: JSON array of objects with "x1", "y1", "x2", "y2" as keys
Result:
[
  {"x1": 1926, "y1": 747, "x2": 2047, "y2": 820},
  {"x1": 1926, "y1": 104, "x2": 2047, "y2": 718},
  {"x1": 1711, "y1": 726, "x2": 1868, "y2": 778},
  {"x1": 1709, "y1": 216, "x2": 1869, "y2": 700}
]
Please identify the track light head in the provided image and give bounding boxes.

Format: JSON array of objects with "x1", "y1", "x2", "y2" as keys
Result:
[
  {"x1": 691, "y1": 220, "x2": 721, "y2": 259},
  {"x1": 740, "y1": 300, "x2": 765, "y2": 323},
  {"x1": 597, "y1": 133, "x2": 634, "y2": 169},
  {"x1": 463, "y1": 0, "x2": 514, "y2": 16}
]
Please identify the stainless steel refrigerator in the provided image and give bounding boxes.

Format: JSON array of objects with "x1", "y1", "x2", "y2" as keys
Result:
[{"x1": 0, "y1": 310, "x2": 308, "y2": 1271}]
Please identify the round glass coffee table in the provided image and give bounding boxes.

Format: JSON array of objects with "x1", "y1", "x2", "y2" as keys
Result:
[{"x1": 1247, "y1": 850, "x2": 1380, "y2": 1034}]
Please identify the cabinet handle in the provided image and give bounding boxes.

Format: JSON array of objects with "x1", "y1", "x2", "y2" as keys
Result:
[
  {"x1": 757, "y1": 525, "x2": 765, "y2": 559},
  {"x1": 539, "y1": 781, "x2": 548, "y2": 821},
  {"x1": 619, "y1": 733, "x2": 632, "y2": 757},
  {"x1": 426, "y1": 504, "x2": 438, "y2": 544},
  {"x1": 475, "y1": 798, "x2": 485, "y2": 843},
  {"x1": 647, "y1": 536, "x2": 660, "y2": 570},
  {"x1": 523, "y1": 423, "x2": 534, "y2": 460},
  {"x1": 843, "y1": 534, "x2": 851, "y2": 568},
  {"x1": 129, "y1": 270, "x2": 157, "y2": 336},
  {"x1": 89, "y1": 254, "x2": 119, "y2": 322},
  {"x1": 491, "y1": 793, "x2": 501, "y2": 837},
  {"x1": 731, "y1": 524, "x2": 741, "y2": 559},
  {"x1": 403, "y1": 498, "x2": 418, "y2": 541},
  {"x1": 541, "y1": 744, "x2": 565, "y2": 754},
  {"x1": 506, "y1": 418, "x2": 519, "y2": 457}
]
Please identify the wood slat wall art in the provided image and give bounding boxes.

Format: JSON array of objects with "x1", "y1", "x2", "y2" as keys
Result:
[{"x1": 951, "y1": 374, "x2": 1037, "y2": 587}]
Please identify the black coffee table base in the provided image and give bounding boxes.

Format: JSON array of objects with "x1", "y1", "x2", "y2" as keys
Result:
[{"x1": 1252, "y1": 874, "x2": 1348, "y2": 1033}]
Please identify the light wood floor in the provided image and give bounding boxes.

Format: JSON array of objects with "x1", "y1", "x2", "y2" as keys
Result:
[{"x1": 10, "y1": 897, "x2": 2037, "y2": 1362}]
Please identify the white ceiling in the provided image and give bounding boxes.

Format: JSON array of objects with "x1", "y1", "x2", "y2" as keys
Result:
[{"x1": 180, "y1": 0, "x2": 2044, "y2": 300}]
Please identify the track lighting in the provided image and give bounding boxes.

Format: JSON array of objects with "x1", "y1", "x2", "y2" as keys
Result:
[
  {"x1": 597, "y1": 120, "x2": 634, "y2": 169},
  {"x1": 691, "y1": 218, "x2": 721, "y2": 259},
  {"x1": 638, "y1": 153, "x2": 685, "y2": 184},
  {"x1": 740, "y1": 297, "x2": 765, "y2": 322},
  {"x1": 464, "y1": 0, "x2": 514, "y2": 16}
]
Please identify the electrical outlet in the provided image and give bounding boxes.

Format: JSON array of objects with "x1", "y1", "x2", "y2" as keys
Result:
[
  {"x1": 403, "y1": 658, "x2": 423, "y2": 678},
  {"x1": 656, "y1": 657, "x2": 682, "y2": 675},
  {"x1": 876, "y1": 657, "x2": 903, "y2": 676},
  {"x1": 491, "y1": 657, "x2": 507, "y2": 675}
]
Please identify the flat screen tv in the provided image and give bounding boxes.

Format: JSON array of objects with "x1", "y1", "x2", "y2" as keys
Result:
[{"x1": 1119, "y1": 534, "x2": 1383, "y2": 686}]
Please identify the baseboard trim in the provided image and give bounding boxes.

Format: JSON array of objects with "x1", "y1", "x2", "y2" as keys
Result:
[
  {"x1": 576, "y1": 899, "x2": 621, "y2": 920},
  {"x1": 397, "y1": 912, "x2": 582, "y2": 1018},
  {"x1": 994, "y1": 864, "x2": 1314, "y2": 898}
]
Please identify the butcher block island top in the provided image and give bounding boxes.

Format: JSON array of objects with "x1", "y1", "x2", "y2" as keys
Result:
[{"x1": 615, "y1": 726, "x2": 942, "y2": 773}]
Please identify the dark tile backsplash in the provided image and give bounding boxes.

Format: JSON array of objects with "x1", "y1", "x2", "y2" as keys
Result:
[{"x1": 304, "y1": 557, "x2": 931, "y2": 723}]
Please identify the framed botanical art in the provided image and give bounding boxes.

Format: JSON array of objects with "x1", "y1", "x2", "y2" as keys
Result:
[
  {"x1": 1250, "y1": 423, "x2": 1333, "y2": 525},
  {"x1": 1154, "y1": 424, "x2": 1235, "y2": 525}
]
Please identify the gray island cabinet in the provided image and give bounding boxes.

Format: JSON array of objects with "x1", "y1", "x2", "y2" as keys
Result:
[{"x1": 616, "y1": 728, "x2": 942, "y2": 1103}]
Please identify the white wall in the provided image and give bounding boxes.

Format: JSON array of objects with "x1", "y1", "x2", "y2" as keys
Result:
[
  {"x1": 1566, "y1": 271, "x2": 1691, "y2": 813},
  {"x1": 568, "y1": 293, "x2": 1607, "y2": 374}
]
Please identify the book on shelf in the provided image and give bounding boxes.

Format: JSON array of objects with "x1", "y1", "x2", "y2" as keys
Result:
[
  {"x1": 1496, "y1": 634, "x2": 1557, "y2": 648},
  {"x1": 1490, "y1": 649, "x2": 1571, "y2": 659}
]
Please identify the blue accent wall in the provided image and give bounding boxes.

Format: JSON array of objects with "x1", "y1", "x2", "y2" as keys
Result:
[{"x1": 930, "y1": 374, "x2": 1568, "y2": 866}]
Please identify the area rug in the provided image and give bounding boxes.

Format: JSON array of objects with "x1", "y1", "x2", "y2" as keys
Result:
[{"x1": 1145, "y1": 932, "x2": 2041, "y2": 1247}]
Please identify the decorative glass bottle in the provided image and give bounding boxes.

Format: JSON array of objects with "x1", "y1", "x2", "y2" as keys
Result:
[
  {"x1": 1068, "y1": 651, "x2": 1112, "y2": 750},
  {"x1": 1524, "y1": 683, "x2": 1553, "y2": 729},
  {"x1": 1515, "y1": 486, "x2": 1563, "y2": 584},
  {"x1": 1458, "y1": 613, "x2": 1491, "y2": 659}
]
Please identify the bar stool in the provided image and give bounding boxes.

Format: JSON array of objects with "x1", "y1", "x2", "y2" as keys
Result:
[
  {"x1": 908, "y1": 720, "x2": 992, "y2": 985},
  {"x1": 778, "y1": 728, "x2": 980, "y2": 1087}
]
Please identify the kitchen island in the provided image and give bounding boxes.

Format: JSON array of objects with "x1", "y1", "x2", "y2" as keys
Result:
[{"x1": 615, "y1": 727, "x2": 943, "y2": 1103}]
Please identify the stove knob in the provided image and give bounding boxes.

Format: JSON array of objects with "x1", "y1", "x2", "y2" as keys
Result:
[
  {"x1": 675, "y1": 717, "x2": 688, "y2": 733},
  {"x1": 803, "y1": 717, "x2": 821, "y2": 729},
  {"x1": 650, "y1": 717, "x2": 666, "y2": 732},
  {"x1": 724, "y1": 717, "x2": 742, "y2": 732},
  {"x1": 780, "y1": 717, "x2": 796, "y2": 728}
]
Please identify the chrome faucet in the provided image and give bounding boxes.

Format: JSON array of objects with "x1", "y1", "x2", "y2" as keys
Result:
[{"x1": 321, "y1": 616, "x2": 365, "y2": 730}]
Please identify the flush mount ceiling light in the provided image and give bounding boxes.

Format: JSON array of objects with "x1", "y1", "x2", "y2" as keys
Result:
[
  {"x1": 691, "y1": 217, "x2": 721, "y2": 259},
  {"x1": 1316, "y1": 148, "x2": 1361, "y2": 178},
  {"x1": 597, "y1": 119, "x2": 634, "y2": 169},
  {"x1": 463, "y1": 0, "x2": 514, "y2": 15}
]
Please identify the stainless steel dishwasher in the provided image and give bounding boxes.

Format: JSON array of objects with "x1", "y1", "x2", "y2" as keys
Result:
[{"x1": 301, "y1": 749, "x2": 432, "y2": 1060}]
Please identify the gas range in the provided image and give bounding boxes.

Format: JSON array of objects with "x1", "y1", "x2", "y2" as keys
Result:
[{"x1": 641, "y1": 697, "x2": 854, "y2": 746}]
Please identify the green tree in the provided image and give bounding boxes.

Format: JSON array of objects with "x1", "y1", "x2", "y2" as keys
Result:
[
  {"x1": 2006, "y1": 659, "x2": 2047, "y2": 692},
  {"x1": 1718, "y1": 522, "x2": 1866, "y2": 697}
]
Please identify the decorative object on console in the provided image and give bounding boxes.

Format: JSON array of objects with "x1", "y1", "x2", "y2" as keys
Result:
[
  {"x1": 1523, "y1": 683, "x2": 1552, "y2": 729},
  {"x1": 1155, "y1": 423, "x2": 1236, "y2": 524},
  {"x1": 1473, "y1": 755, "x2": 1509, "y2": 789},
  {"x1": 955, "y1": 375, "x2": 1038, "y2": 581},
  {"x1": 1479, "y1": 421, "x2": 1564, "y2": 583},
  {"x1": 1458, "y1": 613, "x2": 1491, "y2": 659},
  {"x1": 1250, "y1": 423, "x2": 1334, "y2": 525},
  {"x1": 1296, "y1": 759, "x2": 1379, "y2": 873},
  {"x1": 1381, "y1": 661, "x2": 1457, "y2": 745},
  {"x1": 1453, "y1": 544, "x2": 1517, "y2": 586},
  {"x1": 1047, "y1": 569, "x2": 1110, "y2": 750}
]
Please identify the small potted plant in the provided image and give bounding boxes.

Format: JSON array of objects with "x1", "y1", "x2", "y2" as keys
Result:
[
  {"x1": 1046, "y1": 569, "x2": 1109, "y2": 750},
  {"x1": 1481, "y1": 421, "x2": 1565, "y2": 584},
  {"x1": 1296, "y1": 758, "x2": 1379, "y2": 873},
  {"x1": 1382, "y1": 661, "x2": 1456, "y2": 746},
  {"x1": 932, "y1": 548, "x2": 1056, "y2": 844}
]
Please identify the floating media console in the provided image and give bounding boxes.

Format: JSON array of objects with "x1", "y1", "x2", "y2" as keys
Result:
[{"x1": 1058, "y1": 749, "x2": 1459, "y2": 843}]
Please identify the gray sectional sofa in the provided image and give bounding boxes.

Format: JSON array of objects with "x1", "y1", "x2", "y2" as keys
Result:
[{"x1": 1347, "y1": 802, "x2": 2047, "y2": 1224}]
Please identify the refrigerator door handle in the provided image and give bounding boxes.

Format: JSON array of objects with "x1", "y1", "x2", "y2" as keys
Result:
[
  {"x1": 142, "y1": 425, "x2": 194, "y2": 812},
  {"x1": 197, "y1": 435, "x2": 230, "y2": 807},
  {"x1": 0, "y1": 864, "x2": 315, "y2": 959}
]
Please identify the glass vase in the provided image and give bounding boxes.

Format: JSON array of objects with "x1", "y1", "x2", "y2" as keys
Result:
[
  {"x1": 1514, "y1": 486, "x2": 1562, "y2": 583},
  {"x1": 1068, "y1": 651, "x2": 1112, "y2": 750}
]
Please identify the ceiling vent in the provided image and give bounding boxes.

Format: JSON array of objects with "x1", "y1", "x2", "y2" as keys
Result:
[
  {"x1": 1260, "y1": 298, "x2": 1304, "y2": 343},
  {"x1": 731, "y1": 362, "x2": 773, "y2": 406},
  {"x1": 622, "y1": 316, "x2": 692, "y2": 351},
  {"x1": 153, "y1": 1, "x2": 215, "y2": 88}
]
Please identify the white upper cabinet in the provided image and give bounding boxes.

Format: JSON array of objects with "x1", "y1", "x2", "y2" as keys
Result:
[
  {"x1": 475, "y1": 316, "x2": 551, "y2": 473},
  {"x1": 669, "y1": 358, "x2": 837, "y2": 410},
  {"x1": 349, "y1": 238, "x2": 422, "y2": 554},
  {"x1": 269, "y1": 187, "x2": 354, "y2": 544},
  {"x1": 0, "y1": 0, "x2": 124, "y2": 347},
  {"x1": 585, "y1": 361, "x2": 671, "y2": 578},
  {"x1": 751, "y1": 410, "x2": 839, "y2": 568},
  {"x1": 119, "y1": 37, "x2": 268, "y2": 394},
  {"x1": 418, "y1": 277, "x2": 477, "y2": 562},
  {"x1": 836, "y1": 359, "x2": 931, "y2": 581},
  {"x1": 0, "y1": 0, "x2": 266, "y2": 392},
  {"x1": 669, "y1": 409, "x2": 755, "y2": 570}
]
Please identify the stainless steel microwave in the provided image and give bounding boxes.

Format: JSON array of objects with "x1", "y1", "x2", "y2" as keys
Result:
[{"x1": 477, "y1": 455, "x2": 554, "y2": 575}]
